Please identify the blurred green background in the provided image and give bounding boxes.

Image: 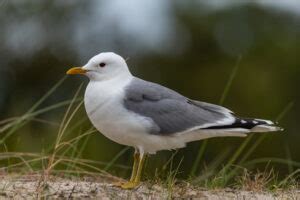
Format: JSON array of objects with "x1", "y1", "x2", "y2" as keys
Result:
[{"x1": 0, "y1": 0, "x2": 299, "y2": 180}]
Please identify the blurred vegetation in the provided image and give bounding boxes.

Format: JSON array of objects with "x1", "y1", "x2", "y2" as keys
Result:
[{"x1": 0, "y1": 1, "x2": 299, "y2": 184}]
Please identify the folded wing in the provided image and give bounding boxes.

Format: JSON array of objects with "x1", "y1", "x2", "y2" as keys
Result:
[{"x1": 124, "y1": 78, "x2": 239, "y2": 135}]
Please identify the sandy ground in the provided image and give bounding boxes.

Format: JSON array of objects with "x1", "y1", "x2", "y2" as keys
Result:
[{"x1": 0, "y1": 174, "x2": 299, "y2": 199}]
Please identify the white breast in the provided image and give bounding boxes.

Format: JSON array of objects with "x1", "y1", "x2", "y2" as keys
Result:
[{"x1": 84, "y1": 77, "x2": 155, "y2": 149}]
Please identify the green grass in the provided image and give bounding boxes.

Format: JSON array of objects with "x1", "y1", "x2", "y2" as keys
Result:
[
  {"x1": 0, "y1": 77, "x2": 128, "y2": 179},
  {"x1": 188, "y1": 59, "x2": 298, "y2": 190},
  {"x1": 0, "y1": 70, "x2": 298, "y2": 193}
]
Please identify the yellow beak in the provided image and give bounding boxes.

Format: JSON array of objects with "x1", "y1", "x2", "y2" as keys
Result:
[{"x1": 66, "y1": 67, "x2": 87, "y2": 75}]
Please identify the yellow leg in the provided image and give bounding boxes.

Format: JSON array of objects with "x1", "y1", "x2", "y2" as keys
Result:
[
  {"x1": 121, "y1": 154, "x2": 146, "y2": 189},
  {"x1": 130, "y1": 152, "x2": 140, "y2": 182},
  {"x1": 133, "y1": 154, "x2": 146, "y2": 183},
  {"x1": 113, "y1": 152, "x2": 140, "y2": 187}
]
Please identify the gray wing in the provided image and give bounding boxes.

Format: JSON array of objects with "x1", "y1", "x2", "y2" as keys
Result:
[{"x1": 123, "y1": 78, "x2": 235, "y2": 135}]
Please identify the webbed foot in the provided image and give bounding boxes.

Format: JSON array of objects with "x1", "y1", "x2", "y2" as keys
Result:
[{"x1": 120, "y1": 181, "x2": 140, "y2": 189}]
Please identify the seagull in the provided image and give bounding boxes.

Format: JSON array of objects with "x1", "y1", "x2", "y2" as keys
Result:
[{"x1": 66, "y1": 52, "x2": 282, "y2": 189}]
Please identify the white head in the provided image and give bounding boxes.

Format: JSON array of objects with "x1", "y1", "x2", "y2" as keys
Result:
[{"x1": 67, "y1": 52, "x2": 131, "y2": 81}]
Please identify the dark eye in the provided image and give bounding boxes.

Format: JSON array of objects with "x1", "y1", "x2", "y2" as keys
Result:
[{"x1": 99, "y1": 63, "x2": 106, "y2": 67}]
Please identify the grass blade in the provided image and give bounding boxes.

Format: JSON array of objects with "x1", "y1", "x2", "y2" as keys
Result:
[{"x1": 190, "y1": 56, "x2": 242, "y2": 177}]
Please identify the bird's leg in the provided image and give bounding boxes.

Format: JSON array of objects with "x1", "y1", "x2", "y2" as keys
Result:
[
  {"x1": 113, "y1": 151, "x2": 140, "y2": 187},
  {"x1": 129, "y1": 152, "x2": 140, "y2": 182},
  {"x1": 121, "y1": 153, "x2": 146, "y2": 189},
  {"x1": 133, "y1": 153, "x2": 146, "y2": 184}
]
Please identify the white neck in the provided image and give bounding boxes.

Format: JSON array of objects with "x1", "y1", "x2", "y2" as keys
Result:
[
  {"x1": 84, "y1": 72, "x2": 134, "y2": 135},
  {"x1": 85, "y1": 72, "x2": 133, "y2": 111}
]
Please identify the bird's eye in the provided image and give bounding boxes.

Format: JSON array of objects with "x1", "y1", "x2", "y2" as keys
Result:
[{"x1": 99, "y1": 63, "x2": 106, "y2": 67}]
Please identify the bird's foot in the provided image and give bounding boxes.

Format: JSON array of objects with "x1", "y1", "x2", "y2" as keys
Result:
[
  {"x1": 112, "y1": 181, "x2": 126, "y2": 187},
  {"x1": 120, "y1": 181, "x2": 140, "y2": 189}
]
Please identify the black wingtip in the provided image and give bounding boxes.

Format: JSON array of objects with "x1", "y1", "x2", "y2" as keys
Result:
[{"x1": 202, "y1": 118, "x2": 282, "y2": 131}]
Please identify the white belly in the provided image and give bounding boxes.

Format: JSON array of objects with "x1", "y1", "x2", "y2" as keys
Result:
[{"x1": 84, "y1": 80, "x2": 152, "y2": 148}]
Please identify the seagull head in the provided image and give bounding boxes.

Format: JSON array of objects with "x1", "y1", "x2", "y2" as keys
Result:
[{"x1": 66, "y1": 52, "x2": 131, "y2": 81}]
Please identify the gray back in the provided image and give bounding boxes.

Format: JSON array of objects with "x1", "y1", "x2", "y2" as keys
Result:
[{"x1": 124, "y1": 78, "x2": 231, "y2": 135}]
